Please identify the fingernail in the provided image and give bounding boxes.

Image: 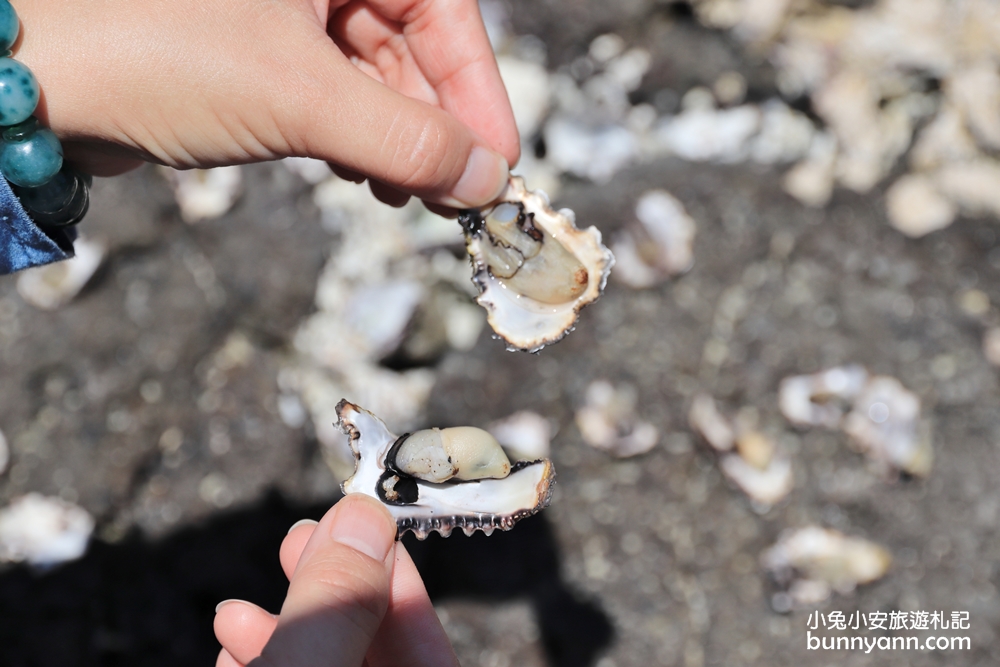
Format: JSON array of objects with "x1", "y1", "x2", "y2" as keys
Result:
[
  {"x1": 329, "y1": 495, "x2": 396, "y2": 562},
  {"x1": 445, "y1": 146, "x2": 509, "y2": 208},
  {"x1": 287, "y1": 518, "x2": 318, "y2": 535},
  {"x1": 215, "y1": 599, "x2": 243, "y2": 614}
]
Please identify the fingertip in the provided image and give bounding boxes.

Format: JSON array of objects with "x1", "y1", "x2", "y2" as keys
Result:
[
  {"x1": 280, "y1": 520, "x2": 318, "y2": 581},
  {"x1": 214, "y1": 600, "x2": 278, "y2": 666},
  {"x1": 437, "y1": 145, "x2": 509, "y2": 208},
  {"x1": 326, "y1": 493, "x2": 398, "y2": 562}
]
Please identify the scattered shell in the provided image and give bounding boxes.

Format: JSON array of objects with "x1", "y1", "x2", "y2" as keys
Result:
[
  {"x1": 778, "y1": 364, "x2": 869, "y2": 429},
  {"x1": 779, "y1": 366, "x2": 932, "y2": 477},
  {"x1": 0, "y1": 493, "x2": 95, "y2": 567},
  {"x1": 16, "y1": 236, "x2": 106, "y2": 310},
  {"x1": 576, "y1": 380, "x2": 659, "y2": 458},
  {"x1": 749, "y1": 100, "x2": 816, "y2": 165},
  {"x1": 0, "y1": 428, "x2": 8, "y2": 475},
  {"x1": 488, "y1": 411, "x2": 553, "y2": 461},
  {"x1": 544, "y1": 117, "x2": 638, "y2": 183},
  {"x1": 934, "y1": 159, "x2": 1000, "y2": 219},
  {"x1": 689, "y1": 393, "x2": 793, "y2": 508},
  {"x1": 344, "y1": 280, "x2": 425, "y2": 360},
  {"x1": 162, "y1": 166, "x2": 243, "y2": 223},
  {"x1": 983, "y1": 327, "x2": 1000, "y2": 366},
  {"x1": 688, "y1": 393, "x2": 735, "y2": 452},
  {"x1": 783, "y1": 132, "x2": 837, "y2": 208},
  {"x1": 736, "y1": 429, "x2": 776, "y2": 470},
  {"x1": 910, "y1": 105, "x2": 979, "y2": 171},
  {"x1": 843, "y1": 376, "x2": 932, "y2": 477},
  {"x1": 761, "y1": 526, "x2": 892, "y2": 606},
  {"x1": 459, "y1": 176, "x2": 614, "y2": 352},
  {"x1": 957, "y1": 289, "x2": 990, "y2": 317},
  {"x1": 497, "y1": 56, "x2": 551, "y2": 139},
  {"x1": 612, "y1": 190, "x2": 696, "y2": 288},
  {"x1": 886, "y1": 173, "x2": 956, "y2": 238},
  {"x1": 655, "y1": 105, "x2": 760, "y2": 162},
  {"x1": 719, "y1": 453, "x2": 794, "y2": 508},
  {"x1": 338, "y1": 400, "x2": 555, "y2": 539},
  {"x1": 283, "y1": 157, "x2": 333, "y2": 184}
]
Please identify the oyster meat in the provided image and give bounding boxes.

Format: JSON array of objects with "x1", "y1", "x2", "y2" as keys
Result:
[
  {"x1": 337, "y1": 400, "x2": 555, "y2": 539},
  {"x1": 459, "y1": 176, "x2": 614, "y2": 351}
]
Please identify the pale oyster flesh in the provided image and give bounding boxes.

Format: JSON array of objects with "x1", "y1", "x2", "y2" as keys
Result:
[
  {"x1": 459, "y1": 176, "x2": 614, "y2": 352},
  {"x1": 337, "y1": 400, "x2": 555, "y2": 539}
]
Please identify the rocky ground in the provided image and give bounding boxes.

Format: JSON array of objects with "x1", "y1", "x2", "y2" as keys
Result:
[{"x1": 3, "y1": 3, "x2": 1000, "y2": 667}]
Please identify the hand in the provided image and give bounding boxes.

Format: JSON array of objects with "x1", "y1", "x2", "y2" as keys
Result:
[
  {"x1": 213, "y1": 494, "x2": 459, "y2": 667},
  {"x1": 14, "y1": 0, "x2": 519, "y2": 209}
]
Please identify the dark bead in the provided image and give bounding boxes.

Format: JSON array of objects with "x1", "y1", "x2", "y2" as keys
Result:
[
  {"x1": 0, "y1": 1, "x2": 17, "y2": 52},
  {"x1": 12, "y1": 166, "x2": 90, "y2": 227}
]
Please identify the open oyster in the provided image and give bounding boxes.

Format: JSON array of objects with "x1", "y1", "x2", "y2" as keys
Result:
[
  {"x1": 459, "y1": 176, "x2": 614, "y2": 352},
  {"x1": 337, "y1": 400, "x2": 555, "y2": 539}
]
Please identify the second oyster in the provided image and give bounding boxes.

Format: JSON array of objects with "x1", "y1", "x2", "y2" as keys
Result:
[{"x1": 459, "y1": 177, "x2": 614, "y2": 351}]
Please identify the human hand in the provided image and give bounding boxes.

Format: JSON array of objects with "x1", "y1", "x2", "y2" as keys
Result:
[
  {"x1": 14, "y1": 0, "x2": 519, "y2": 209},
  {"x1": 213, "y1": 494, "x2": 459, "y2": 667}
]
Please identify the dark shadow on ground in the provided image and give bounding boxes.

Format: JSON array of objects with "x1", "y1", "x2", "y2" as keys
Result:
[{"x1": 0, "y1": 492, "x2": 611, "y2": 667}]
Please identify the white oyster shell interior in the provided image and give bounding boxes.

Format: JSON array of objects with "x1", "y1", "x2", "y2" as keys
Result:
[
  {"x1": 337, "y1": 400, "x2": 556, "y2": 539},
  {"x1": 460, "y1": 176, "x2": 615, "y2": 351}
]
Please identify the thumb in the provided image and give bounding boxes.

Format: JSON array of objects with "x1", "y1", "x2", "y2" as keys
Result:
[
  {"x1": 252, "y1": 494, "x2": 398, "y2": 667},
  {"x1": 294, "y1": 48, "x2": 510, "y2": 208}
]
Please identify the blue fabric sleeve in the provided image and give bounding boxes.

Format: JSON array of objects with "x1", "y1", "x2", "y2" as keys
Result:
[{"x1": 0, "y1": 174, "x2": 74, "y2": 274}]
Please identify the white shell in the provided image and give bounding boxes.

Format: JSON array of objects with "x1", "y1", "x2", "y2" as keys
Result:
[
  {"x1": 337, "y1": 400, "x2": 555, "y2": 539},
  {"x1": 460, "y1": 176, "x2": 614, "y2": 352},
  {"x1": 761, "y1": 526, "x2": 892, "y2": 604}
]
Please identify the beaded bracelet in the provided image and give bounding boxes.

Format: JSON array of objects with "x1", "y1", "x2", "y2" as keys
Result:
[{"x1": 0, "y1": 0, "x2": 89, "y2": 230}]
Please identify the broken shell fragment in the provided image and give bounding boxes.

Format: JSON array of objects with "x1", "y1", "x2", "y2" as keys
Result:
[
  {"x1": 459, "y1": 176, "x2": 615, "y2": 351},
  {"x1": 0, "y1": 493, "x2": 95, "y2": 567},
  {"x1": 761, "y1": 526, "x2": 892, "y2": 606},
  {"x1": 611, "y1": 189, "x2": 696, "y2": 288},
  {"x1": 688, "y1": 392, "x2": 735, "y2": 452},
  {"x1": 778, "y1": 366, "x2": 933, "y2": 477},
  {"x1": 778, "y1": 364, "x2": 869, "y2": 428},
  {"x1": 488, "y1": 411, "x2": 553, "y2": 461},
  {"x1": 689, "y1": 393, "x2": 793, "y2": 509},
  {"x1": 719, "y1": 454, "x2": 793, "y2": 507},
  {"x1": 16, "y1": 236, "x2": 105, "y2": 311},
  {"x1": 388, "y1": 427, "x2": 512, "y2": 484},
  {"x1": 337, "y1": 400, "x2": 555, "y2": 539},
  {"x1": 576, "y1": 380, "x2": 659, "y2": 458},
  {"x1": 843, "y1": 376, "x2": 932, "y2": 478}
]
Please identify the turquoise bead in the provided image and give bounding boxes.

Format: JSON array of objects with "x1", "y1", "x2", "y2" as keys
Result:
[
  {"x1": 0, "y1": 57, "x2": 37, "y2": 125},
  {"x1": 1, "y1": 118, "x2": 62, "y2": 187},
  {"x1": 0, "y1": 1, "x2": 17, "y2": 52}
]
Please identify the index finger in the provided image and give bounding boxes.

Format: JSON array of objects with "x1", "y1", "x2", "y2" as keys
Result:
[
  {"x1": 334, "y1": 0, "x2": 520, "y2": 166},
  {"x1": 367, "y1": 544, "x2": 461, "y2": 667}
]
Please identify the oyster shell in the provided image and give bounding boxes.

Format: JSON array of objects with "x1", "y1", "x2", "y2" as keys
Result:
[
  {"x1": 337, "y1": 400, "x2": 555, "y2": 539},
  {"x1": 459, "y1": 176, "x2": 614, "y2": 351},
  {"x1": 761, "y1": 526, "x2": 892, "y2": 609}
]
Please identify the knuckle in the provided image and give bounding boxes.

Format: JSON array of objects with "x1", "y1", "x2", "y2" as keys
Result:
[
  {"x1": 385, "y1": 114, "x2": 459, "y2": 193},
  {"x1": 304, "y1": 554, "x2": 388, "y2": 629}
]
